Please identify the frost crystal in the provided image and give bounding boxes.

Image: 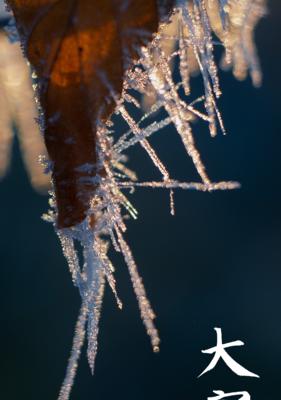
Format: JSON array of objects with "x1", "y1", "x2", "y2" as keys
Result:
[{"x1": 41, "y1": 1, "x2": 266, "y2": 399}]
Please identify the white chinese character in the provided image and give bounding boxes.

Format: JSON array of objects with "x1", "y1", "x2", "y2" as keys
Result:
[
  {"x1": 198, "y1": 328, "x2": 259, "y2": 378},
  {"x1": 207, "y1": 390, "x2": 251, "y2": 400}
]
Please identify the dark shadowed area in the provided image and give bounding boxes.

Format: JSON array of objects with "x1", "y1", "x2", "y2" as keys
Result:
[{"x1": 0, "y1": 1, "x2": 280, "y2": 399}]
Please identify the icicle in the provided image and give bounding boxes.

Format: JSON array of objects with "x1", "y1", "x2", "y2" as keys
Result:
[
  {"x1": 93, "y1": 238, "x2": 122, "y2": 310},
  {"x1": 178, "y1": 11, "x2": 191, "y2": 96},
  {"x1": 83, "y1": 242, "x2": 106, "y2": 374},
  {"x1": 58, "y1": 300, "x2": 88, "y2": 400},
  {"x1": 119, "y1": 180, "x2": 240, "y2": 191},
  {"x1": 57, "y1": 232, "x2": 84, "y2": 291},
  {"x1": 179, "y1": 0, "x2": 222, "y2": 136},
  {"x1": 119, "y1": 106, "x2": 170, "y2": 181},
  {"x1": 141, "y1": 46, "x2": 211, "y2": 184},
  {"x1": 170, "y1": 189, "x2": 175, "y2": 215},
  {"x1": 115, "y1": 226, "x2": 160, "y2": 352},
  {"x1": 115, "y1": 117, "x2": 171, "y2": 153}
]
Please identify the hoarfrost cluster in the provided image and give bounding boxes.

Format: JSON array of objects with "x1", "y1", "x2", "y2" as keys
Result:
[{"x1": 6, "y1": 1, "x2": 267, "y2": 399}]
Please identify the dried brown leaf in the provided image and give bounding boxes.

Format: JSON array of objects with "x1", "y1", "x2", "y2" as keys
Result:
[{"x1": 8, "y1": 0, "x2": 174, "y2": 227}]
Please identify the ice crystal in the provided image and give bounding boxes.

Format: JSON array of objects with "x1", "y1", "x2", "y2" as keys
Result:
[{"x1": 40, "y1": 1, "x2": 266, "y2": 398}]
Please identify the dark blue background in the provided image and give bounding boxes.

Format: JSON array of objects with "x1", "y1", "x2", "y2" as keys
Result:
[{"x1": 0, "y1": 1, "x2": 280, "y2": 399}]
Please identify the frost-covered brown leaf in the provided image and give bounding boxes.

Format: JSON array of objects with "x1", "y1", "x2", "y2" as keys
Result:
[
  {"x1": 3, "y1": 2, "x2": 266, "y2": 400},
  {"x1": 7, "y1": 0, "x2": 173, "y2": 228}
]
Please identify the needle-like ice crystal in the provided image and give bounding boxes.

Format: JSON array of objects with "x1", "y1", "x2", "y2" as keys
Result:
[{"x1": 39, "y1": 1, "x2": 266, "y2": 399}]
